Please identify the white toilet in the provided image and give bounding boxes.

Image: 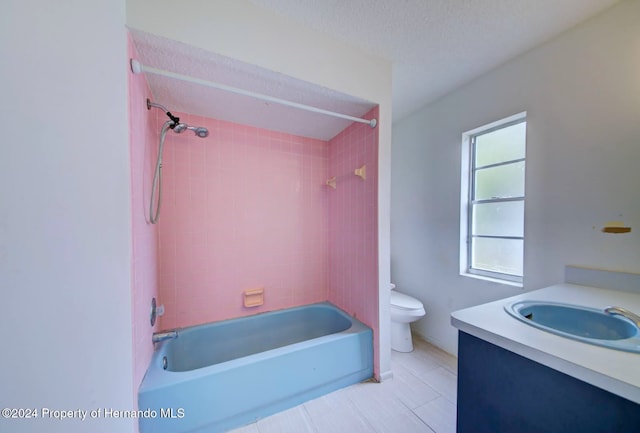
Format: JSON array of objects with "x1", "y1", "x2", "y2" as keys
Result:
[{"x1": 390, "y1": 283, "x2": 426, "y2": 352}]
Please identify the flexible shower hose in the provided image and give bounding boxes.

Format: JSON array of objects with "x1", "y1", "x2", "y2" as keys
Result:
[{"x1": 149, "y1": 121, "x2": 173, "y2": 224}]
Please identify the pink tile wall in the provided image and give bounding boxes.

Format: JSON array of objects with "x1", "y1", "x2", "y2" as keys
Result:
[
  {"x1": 129, "y1": 26, "x2": 379, "y2": 408},
  {"x1": 157, "y1": 115, "x2": 329, "y2": 329},
  {"x1": 328, "y1": 107, "x2": 380, "y2": 378},
  {"x1": 128, "y1": 34, "x2": 159, "y2": 407}
]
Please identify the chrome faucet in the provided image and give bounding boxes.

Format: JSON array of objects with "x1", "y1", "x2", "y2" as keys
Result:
[
  {"x1": 604, "y1": 306, "x2": 640, "y2": 327},
  {"x1": 152, "y1": 330, "x2": 178, "y2": 344}
]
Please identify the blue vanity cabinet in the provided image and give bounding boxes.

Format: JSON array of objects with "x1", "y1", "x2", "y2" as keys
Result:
[{"x1": 456, "y1": 331, "x2": 640, "y2": 433}]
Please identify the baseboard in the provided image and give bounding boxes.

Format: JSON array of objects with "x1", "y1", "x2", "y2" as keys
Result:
[{"x1": 412, "y1": 329, "x2": 458, "y2": 357}]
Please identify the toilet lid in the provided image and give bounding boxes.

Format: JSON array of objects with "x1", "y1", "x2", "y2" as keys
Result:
[{"x1": 390, "y1": 291, "x2": 424, "y2": 310}]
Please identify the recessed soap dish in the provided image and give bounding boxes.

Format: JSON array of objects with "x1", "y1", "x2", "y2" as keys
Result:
[{"x1": 244, "y1": 288, "x2": 264, "y2": 307}]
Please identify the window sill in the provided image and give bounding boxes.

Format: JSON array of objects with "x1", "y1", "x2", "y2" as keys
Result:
[{"x1": 460, "y1": 272, "x2": 524, "y2": 288}]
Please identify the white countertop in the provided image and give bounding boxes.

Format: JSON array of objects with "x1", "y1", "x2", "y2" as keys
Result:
[{"x1": 451, "y1": 283, "x2": 640, "y2": 404}]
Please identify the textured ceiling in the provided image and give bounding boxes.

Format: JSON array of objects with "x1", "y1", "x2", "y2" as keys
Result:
[
  {"x1": 130, "y1": 29, "x2": 376, "y2": 141},
  {"x1": 131, "y1": 0, "x2": 619, "y2": 139},
  {"x1": 249, "y1": 0, "x2": 619, "y2": 121}
]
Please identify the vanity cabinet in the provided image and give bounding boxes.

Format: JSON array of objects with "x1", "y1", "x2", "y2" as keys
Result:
[{"x1": 457, "y1": 331, "x2": 640, "y2": 433}]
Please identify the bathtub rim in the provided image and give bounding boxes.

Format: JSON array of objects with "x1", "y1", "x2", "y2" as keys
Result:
[{"x1": 139, "y1": 301, "x2": 372, "y2": 392}]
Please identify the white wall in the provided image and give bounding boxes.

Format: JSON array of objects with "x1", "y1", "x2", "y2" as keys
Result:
[
  {"x1": 127, "y1": 0, "x2": 394, "y2": 378},
  {"x1": 0, "y1": 1, "x2": 135, "y2": 432},
  {"x1": 391, "y1": 0, "x2": 640, "y2": 355}
]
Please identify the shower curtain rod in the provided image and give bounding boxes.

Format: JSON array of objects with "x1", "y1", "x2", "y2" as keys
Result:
[{"x1": 130, "y1": 59, "x2": 377, "y2": 128}]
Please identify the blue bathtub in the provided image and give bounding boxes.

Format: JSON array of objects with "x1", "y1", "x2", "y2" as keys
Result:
[{"x1": 138, "y1": 302, "x2": 373, "y2": 433}]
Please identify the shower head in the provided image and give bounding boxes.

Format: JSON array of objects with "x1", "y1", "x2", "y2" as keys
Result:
[
  {"x1": 187, "y1": 126, "x2": 209, "y2": 138},
  {"x1": 171, "y1": 123, "x2": 208, "y2": 138},
  {"x1": 147, "y1": 99, "x2": 208, "y2": 138}
]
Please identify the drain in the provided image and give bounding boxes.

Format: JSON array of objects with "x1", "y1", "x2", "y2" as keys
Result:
[{"x1": 162, "y1": 356, "x2": 168, "y2": 370}]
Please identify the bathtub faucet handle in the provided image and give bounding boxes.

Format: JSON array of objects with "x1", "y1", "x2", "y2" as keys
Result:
[{"x1": 152, "y1": 330, "x2": 178, "y2": 344}]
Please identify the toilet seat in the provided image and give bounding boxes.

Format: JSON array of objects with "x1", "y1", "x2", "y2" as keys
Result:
[{"x1": 391, "y1": 290, "x2": 424, "y2": 311}]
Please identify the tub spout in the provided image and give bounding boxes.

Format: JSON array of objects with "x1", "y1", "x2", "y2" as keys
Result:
[
  {"x1": 604, "y1": 306, "x2": 640, "y2": 327},
  {"x1": 152, "y1": 330, "x2": 177, "y2": 344}
]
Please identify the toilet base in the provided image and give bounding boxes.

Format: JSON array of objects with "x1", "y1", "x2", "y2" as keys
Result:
[{"x1": 391, "y1": 321, "x2": 414, "y2": 352}]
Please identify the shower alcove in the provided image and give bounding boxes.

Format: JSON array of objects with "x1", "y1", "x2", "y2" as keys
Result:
[{"x1": 128, "y1": 29, "x2": 383, "y2": 391}]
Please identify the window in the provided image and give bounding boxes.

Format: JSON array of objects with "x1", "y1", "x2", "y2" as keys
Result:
[{"x1": 461, "y1": 113, "x2": 526, "y2": 285}]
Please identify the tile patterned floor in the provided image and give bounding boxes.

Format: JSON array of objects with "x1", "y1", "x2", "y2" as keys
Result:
[{"x1": 229, "y1": 337, "x2": 458, "y2": 433}]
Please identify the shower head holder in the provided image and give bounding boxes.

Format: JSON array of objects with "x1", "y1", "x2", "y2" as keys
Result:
[
  {"x1": 166, "y1": 112, "x2": 180, "y2": 128},
  {"x1": 146, "y1": 98, "x2": 180, "y2": 128}
]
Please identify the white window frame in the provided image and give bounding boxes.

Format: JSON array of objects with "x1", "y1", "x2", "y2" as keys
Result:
[{"x1": 460, "y1": 112, "x2": 526, "y2": 287}]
